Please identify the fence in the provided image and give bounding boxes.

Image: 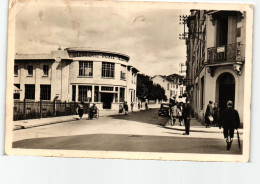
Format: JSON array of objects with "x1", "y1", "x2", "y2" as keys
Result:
[{"x1": 13, "y1": 100, "x2": 90, "y2": 121}]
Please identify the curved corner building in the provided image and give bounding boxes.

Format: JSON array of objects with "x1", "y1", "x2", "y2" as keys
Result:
[{"x1": 14, "y1": 47, "x2": 139, "y2": 110}]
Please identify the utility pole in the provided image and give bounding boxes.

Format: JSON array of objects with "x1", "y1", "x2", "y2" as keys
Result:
[{"x1": 179, "y1": 63, "x2": 186, "y2": 75}]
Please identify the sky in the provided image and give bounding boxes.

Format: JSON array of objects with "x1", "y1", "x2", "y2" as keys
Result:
[{"x1": 14, "y1": 0, "x2": 189, "y2": 76}]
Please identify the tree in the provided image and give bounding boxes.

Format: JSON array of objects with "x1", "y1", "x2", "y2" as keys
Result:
[{"x1": 137, "y1": 74, "x2": 167, "y2": 101}]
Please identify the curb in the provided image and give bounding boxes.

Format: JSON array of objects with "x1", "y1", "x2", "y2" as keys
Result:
[
  {"x1": 13, "y1": 118, "x2": 78, "y2": 131},
  {"x1": 164, "y1": 126, "x2": 243, "y2": 135}
]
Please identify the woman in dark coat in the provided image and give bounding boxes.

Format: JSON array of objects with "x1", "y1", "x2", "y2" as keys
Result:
[
  {"x1": 213, "y1": 102, "x2": 220, "y2": 127},
  {"x1": 124, "y1": 102, "x2": 129, "y2": 115},
  {"x1": 77, "y1": 101, "x2": 84, "y2": 119},
  {"x1": 205, "y1": 101, "x2": 213, "y2": 128}
]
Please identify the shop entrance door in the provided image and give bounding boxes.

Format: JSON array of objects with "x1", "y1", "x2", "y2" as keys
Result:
[
  {"x1": 101, "y1": 93, "x2": 113, "y2": 109},
  {"x1": 217, "y1": 73, "x2": 235, "y2": 112}
]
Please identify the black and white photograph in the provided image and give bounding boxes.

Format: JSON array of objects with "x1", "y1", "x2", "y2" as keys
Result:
[{"x1": 5, "y1": 0, "x2": 253, "y2": 162}]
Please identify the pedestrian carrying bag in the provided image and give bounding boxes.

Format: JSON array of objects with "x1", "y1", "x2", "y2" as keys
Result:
[{"x1": 208, "y1": 115, "x2": 214, "y2": 122}]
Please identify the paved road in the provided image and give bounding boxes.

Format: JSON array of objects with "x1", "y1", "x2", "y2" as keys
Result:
[{"x1": 13, "y1": 109, "x2": 242, "y2": 154}]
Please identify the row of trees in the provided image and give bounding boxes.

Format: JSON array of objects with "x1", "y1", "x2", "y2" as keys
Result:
[{"x1": 136, "y1": 74, "x2": 167, "y2": 102}]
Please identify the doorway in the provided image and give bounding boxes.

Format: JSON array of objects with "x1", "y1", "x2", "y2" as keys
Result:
[
  {"x1": 101, "y1": 93, "x2": 113, "y2": 109},
  {"x1": 217, "y1": 73, "x2": 235, "y2": 112}
]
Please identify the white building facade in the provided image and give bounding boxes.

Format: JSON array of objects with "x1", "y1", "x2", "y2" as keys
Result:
[
  {"x1": 185, "y1": 10, "x2": 246, "y2": 124},
  {"x1": 152, "y1": 74, "x2": 186, "y2": 103},
  {"x1": 14, "y1": 48, "x2": 139, "y2": 110}
]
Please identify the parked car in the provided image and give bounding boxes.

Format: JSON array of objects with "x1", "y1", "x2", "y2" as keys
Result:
[{"x1": 158, "y1": 103, "x2": 170, "y2": 117}]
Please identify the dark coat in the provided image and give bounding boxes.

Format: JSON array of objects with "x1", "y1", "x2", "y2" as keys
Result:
[
  {"x1": 213, "y1": 107, "x2": 220, "y2": 123},
  {"x1": 183, "y1": 104, "x2": 192, "y2": 119},
  {"x1": 205, "y1": 104, "x2": 213, "y2": 124},
  {"x1": 124, "y1": 103, "x2": 128, "y2": 111},
  {"x1": 220, "y1": 107, "x2": 240, "y2": 129}
]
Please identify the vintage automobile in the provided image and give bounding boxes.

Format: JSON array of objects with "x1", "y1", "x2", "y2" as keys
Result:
[{"x1": 158, "y1": 103, "x2": 170, "y2": 117}]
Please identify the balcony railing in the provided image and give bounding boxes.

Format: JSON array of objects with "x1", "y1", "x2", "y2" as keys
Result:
[{"x1": 207, "y1": 43, "x2": 237, "y2": 63}]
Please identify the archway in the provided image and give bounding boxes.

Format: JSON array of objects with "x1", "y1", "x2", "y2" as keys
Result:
[{"x1": 216, "y1": 72, "x2": 235, "y2": 112}]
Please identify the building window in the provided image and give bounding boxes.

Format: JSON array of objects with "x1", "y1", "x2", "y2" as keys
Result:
[
  {"x1": 25, "y1": 84, "x2": 35, "y2": 100},
  {"x1": 102, "y1": 62, "x2": 114, "y2": 78},
  {"x1": 176, "y1": 84, "x2": 178, "y2": 89},
  {"x1": 120, "y1": 87, "x2": 125, "y2": 102},
  {"x1": 121, "y1": 65, "x2": 126, "y2": 80},
  {"x1": 27, "y1": 65, "x2": 33, "y2": 76},
  {"x1": 133, "y1": 90, "x2": 135, "y2": 102},
  {"x1": 217, "y1": 18, "x2": 228, "y2": 46},
  {"x1": 78, "y1": 85, "x2": 92, "y2": 102},
  {"x1": 180, "y1": 87, "x2": 183, "y2": 96},
  {"x1": 170, "y1": 90, "x2": 172, "y2": 97},
  {"x1": 167, "y1": 83, "x2": 169, "y2": 90},
  {"x1": 13, "y1": 84, "x2": 20, "y2": 100},
  {"x1": 101, "y1": 86, "x2": 113, "y2": 91},
  {"x1": 79, "y1": 61, "x2": 93, "y2": 77},
  {"x1": 14, "y1": 65, "x2": 18, "y2": 76},
  {"x1": 40, "y1": 85, "x2": 51, "y2": 100},
  {"x1": 43, "y1": 65, "x2": 49, "y2": 76},
  {"x1": 237, "y1": 27, "x2": 241, "y2": 37}
]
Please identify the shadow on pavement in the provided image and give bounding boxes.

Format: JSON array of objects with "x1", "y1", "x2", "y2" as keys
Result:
[
  {"x1": 108, "y1": 108, "x2": 168, "y2": 126},
  {"x1": 12, "y1": 133, "x2": 242, "y2": 155}
]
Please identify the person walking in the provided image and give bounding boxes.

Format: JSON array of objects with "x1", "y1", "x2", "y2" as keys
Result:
[
  {"x1": 182, "y1": 100, "x2": 192, "y2": 135},
  {"x1": 213, "y1": 102, "x2": 220, "y2": 127},
  {"x1": 145, "y1": 100, "x2": 148, "y2": 110},
  {"x1": 205, "y1": 101, "x2": 213, "y2": 128},
  {"x1": 171, "y1": 102, "x2": 178, "y2": 126},
  {"x1": 89, "y1": 103, "x2": 98, "y2": 119},
  {"x1": 77, "y1": 101, "x2": 85, "y2": 120},
  {"x1": 119, "y1": 103, "x2": 123, "y2": 114},
  {"x1": 178, "y1": 102, "x2": 183, "y2": 126},
  {"x1": 124, "y1": 101, "x2": 129, "y2": 115},
  {"x1": 131, "y1": 102, "x2": 134, "y2": 112},
  {"x1": 220, "y1": 101, "x2": 240, "y2": 150}
]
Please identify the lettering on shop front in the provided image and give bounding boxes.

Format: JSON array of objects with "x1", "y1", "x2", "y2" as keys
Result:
[{"x1": 68, "y1": 51, "x2": 127, "y2": 61}]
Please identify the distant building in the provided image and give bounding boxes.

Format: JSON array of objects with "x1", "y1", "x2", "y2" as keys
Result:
[
  {"x1": 185, "y1": 10, "x2": 246, "y2": 123},
  {"x1": 14, "y1": 47, "x2": 139, "y2": 110},
  {"x1": 151, "y1": 74, "x2": 186, "y2": 103}
]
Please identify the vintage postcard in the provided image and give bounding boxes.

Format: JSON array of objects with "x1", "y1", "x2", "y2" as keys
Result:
[{"x1": 5, "y1": 0, "x2": 253, "y2": 162}]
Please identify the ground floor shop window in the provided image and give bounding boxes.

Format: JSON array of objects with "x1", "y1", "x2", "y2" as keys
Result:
[
  {"x1": 13, "y1": 84, "x2": 20, "y2": 99},
  {"x1": 25, "y1": 84, "x2": 35, "y2": 100},
  {"x1": 72, "y1": 85, "x2": 76, "y2": 101},
  {"x1": 115, "y1": 87, "x2": 118, "y2": 103},
  {"x1": 94, "y1": 86, "x2": 99, "y2": 102},
  {"x1": 78, "y1": 85, "x2": 92, "y2": 102},
  {"x1": 120, "y1": 88, "x2": 125, "y2": 102},
  {"x1": 40, "y1": 85, "x2": 51, "y2": 100}
]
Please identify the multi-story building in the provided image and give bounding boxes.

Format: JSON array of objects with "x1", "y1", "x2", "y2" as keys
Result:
[
  {"x1": 13, "y1": 47, "x2": 139, "y2": 110},
  {"x1": 152, "y1": 74, "x2": 186, "y2": 102},
  {"x1": 185, "y1": 10, "x2": 246, "y2": 123}
]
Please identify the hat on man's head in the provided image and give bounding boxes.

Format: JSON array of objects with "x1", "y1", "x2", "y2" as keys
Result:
[{"x1": 227, "y1": 100, "x2": 233, "y2": 106}]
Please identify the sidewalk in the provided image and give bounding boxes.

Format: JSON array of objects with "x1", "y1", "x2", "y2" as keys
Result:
[
  {"x1": 13, "y1": 108, "x2": 142, "y2": 130},
  {"x1": 165, "y1": 118, "x2": 243, "y2": 135}
]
